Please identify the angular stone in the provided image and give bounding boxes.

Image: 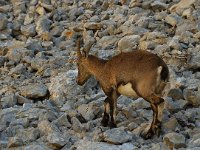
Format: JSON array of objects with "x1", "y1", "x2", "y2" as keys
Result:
[
  {"x1": 0, "y1": 13, "x2": 8, "y2": 30},
  {"x1": 163, "y1": 132, "x2": 186, "y2": 149},
  {"x1": 24, "y1": 7, "x2": 35, "y2": 25},
  {"x1": 73, "y1": 140, "x2": 137, "y2": 150},
  {"x1": 151, "y1": 1, "x2": 168, "y2": 11},
  {"x1": 0, "y1": 94, "x2": 17, "y2": 108},
  {"x1": 71, "y1": 117, "x2": 84, "y2": 133},
  {"x1": 118, "y1": 35, "x2": 140, "y2": 51},
  {"x1": 131, "y1": 98, "x2": 150, "y2": 109},
  {"x1": 7, "y1": 47, "x2": 34, "y2": 63},
  {"x1": 38, "y1": 120, "x2": 60, "y2": 136},
  {"x1": 183, "y1": 88, "x2": 200, "y2": 106},
  {"x1": 165, "y1": 14, "x2": 180, "y2": 27},
  {"x1": 167, "y1": 88, "x2": 183, "y2": 100},
  {"x1": 77, "y1": 103, "x2": 101, "y2": 121},
  {"x1": 163, "y1": 117, "x2": 179, "y2": 131},
  {"x1": 21, "y1": 24, "x2": 36, "y2": 37},
  {"x1": 8, "y1": 136, "x2": 23, "y2": 148},
  {"x1": 16, "y1": 127, "x2": 40, "y2": 143},
  {"x1": 9, "y1": 64, "x2": 27, "y2": 76},
  {"x1": 24, "y1": 144, "x2": 50, "y2": 150},
  {"x1": 169, "y1": 0, "x2": 196, "y2": 13},
  {"x1": 53, "y1": 113, "x2": 71, "y2": 128},
  {"x1": 84, "y1": 22, "x2": 103, "y2": 30},
  {"x1": 20, "y1": 83, "x2": 48, "y2": 99},
  {"x1": 97, "y1": 35, "x2": 118, "y2": 49},
  {"x1": 0, "y1": 56, "x2": 6, "y2": 67},
  {"x1": 36, "y1": 16, "x2": 51, "y2": 35},
  {"x1": 36, "y1": 6, "x2": 46, "y2": 15},
  {"x1": 16, "y1": 93, "x2": 33, "y2": 104},
  {"x1": 47, "y1": 132, "x2": 69, "y2": 149},
  {"x1": 103, "y1": 128, "x2": 132, "y2": 144}
]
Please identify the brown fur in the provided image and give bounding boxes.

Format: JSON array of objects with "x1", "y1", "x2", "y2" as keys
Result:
[{"x1": 76, "y1": 45, "x2": 169, "y2": 139}]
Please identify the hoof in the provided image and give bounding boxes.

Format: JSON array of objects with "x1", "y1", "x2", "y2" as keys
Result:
[
  {"x1": 101, "y1": 115, "x2": 109, "y2": 127},
  {"x1": 109, "y1": 122, "x2": 117, "y2": 128},
  {"x1": 140, "y1": 125, "x2": 161, "y2": 140},
  {"x1": 140, "y1": 129, "x2": 154, "y2": 140}
]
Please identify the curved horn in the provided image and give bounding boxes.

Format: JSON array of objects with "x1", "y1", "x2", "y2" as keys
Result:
[{"x1": 77, "y1": 38, "x2": 82, "y2": 59}]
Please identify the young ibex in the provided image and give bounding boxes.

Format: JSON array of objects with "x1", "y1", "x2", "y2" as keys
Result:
[{"x1": 76, "y1": 38, "x2": 169, "y2": 139}]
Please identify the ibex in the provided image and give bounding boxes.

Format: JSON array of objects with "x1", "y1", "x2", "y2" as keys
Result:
[{"x1": 76, "y1": 38, "x2": 169, "y2": 139}]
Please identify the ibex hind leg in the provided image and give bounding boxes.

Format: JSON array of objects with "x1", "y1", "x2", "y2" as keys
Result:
[
  {"x1": 141, "y1": 94, "x2": 164, "y2": 139},
  {"x1": 109, "y1": 89, "x2": 119, "y2": 128},
  {"x1": 101, "y1": 97, "x2": 110, "y2": 127}
]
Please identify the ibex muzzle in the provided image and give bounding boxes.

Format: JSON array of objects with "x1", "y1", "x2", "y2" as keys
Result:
[{"x1": 76, "y1": 37, "x2": 169, "y2": 139}]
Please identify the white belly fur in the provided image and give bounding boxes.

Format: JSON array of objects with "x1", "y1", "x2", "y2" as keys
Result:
[{"x1": 118, "y1": 83, "x2": 139, "y2": 99}]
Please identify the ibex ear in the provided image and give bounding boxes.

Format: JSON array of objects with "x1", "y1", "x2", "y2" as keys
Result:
[
  {"x1": 76, "y1": 38, "x2": 82, "y2": 59},
  {"x1": 82, "y1": 49, "x2": 88, "y2": 58}
]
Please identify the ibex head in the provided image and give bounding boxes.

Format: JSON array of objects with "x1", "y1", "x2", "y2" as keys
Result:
[{"x1": 76, "y1": 38, "x2": 91, "y2": 86}]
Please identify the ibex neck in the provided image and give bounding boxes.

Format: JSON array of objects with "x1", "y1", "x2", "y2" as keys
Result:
[{"x1": 86, "y1": 55, "x2": 107, "y2": 78}]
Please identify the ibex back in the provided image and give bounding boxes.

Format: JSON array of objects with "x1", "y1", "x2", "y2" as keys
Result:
[{"x1": 76, "y1": 39, "x2": 169, "y2": 139}]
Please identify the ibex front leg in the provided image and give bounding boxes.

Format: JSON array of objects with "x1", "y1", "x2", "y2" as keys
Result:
[
  {"x1": 101, "y1": 97, "x2": 110, "y2": 127},
  {"x1": 109, "y1": 89, "x2": 119, "y2": 128}
]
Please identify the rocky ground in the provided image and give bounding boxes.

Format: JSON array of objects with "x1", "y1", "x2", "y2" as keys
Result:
[{"x1": 0, "y1": 0, "x2": 200, "y2": 149}]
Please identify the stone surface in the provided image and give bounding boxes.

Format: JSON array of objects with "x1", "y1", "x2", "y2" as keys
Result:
[
  {"x1": 118, "y1": 35, "x2": 140, "y2": 51},
  {"x1": 103, "y1": 128, "x2": 133, "y2": 144},
  {"x1": 163, "y1": 132, "x2": 186, "y2": 149},
  {"x1": 20, "y1": 84, "x2": 48, "y2": 99}
]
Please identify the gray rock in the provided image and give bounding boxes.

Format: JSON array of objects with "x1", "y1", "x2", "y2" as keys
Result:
[
  {"x1": 7, "y1": 47, "x2": 34, "y2": 63},
  {"x1": 53, "y1": 113, "x2": 71, "y2": 128},
  {"x1": 24, "y1": 6, "x2": 35, "y2": 25},
  {"x1": 0, "y1": 56, "x2": 6, "y2": 67},
  {"x1": 20, "y1": 83, "x2": 48, "y2": 99},
  {"x1": 71, "y1": 117, "x2": 84, "y2": 133},
  {"x1": 169, "y1": 0, "x2": 196, "y2": 14},
  {"x1": 16, "y1": 127, "x2": 40, "y2": 143},
  {"x1": 183, "y1": 88, "x2": 200, "y2": 106},
  {"x1": 0, "y1": 94, "x2": 17, "y2": 108},
  {"x1": 69, "y1": 7, "x2": 84, "y2": 21},
  {"x1": 163, "y1": 132, "x2": 186, "y2": 149},
  {"x1": 73, "y1": 140, "x2": 137, "y2": 150},
  {"x1": 38, "y1": 120, "x2": 60, "y2": 136},
  {"x1": 84, "y1": 22, "x2": 103, "y2": 30},
  {"x1": 11, "y1": 0, "x2": 26, "y2": 16},
  {"x1": 9, "y1": 64, "x2": 27, "y2": 76},
  {"x1": 165, "y1": 14, "x2": 181, "y2": 27},
  {"x1": 163, "y1": 117, "x2": 179, "y2": 131},
  {"x1": 24, "y1": 144, "x2": 51, "y2": 150},
  {"x1": 168, "y1": 36, "x2": 181, "y2": 50},
  {"x1": 36, "y1": 16, "x2": 52, "y2": 35},
  {"x1": 47, "y1": 132, "x2": 69, "y2": 149},
  {"x1": 31, "y1": 57, "x2": 48, "y2": 71},
  {"x1": 9, "y1": 117, "x2": 29, "y2": 127},
  {"x1": 118, "y1": 35, "x2": 140, "y2": 51},
  {"x1": 21, "y1": 24, "x2": 36, "y2": 37},
  {"x1": 0, "y1": 13, "x2": 8, "y2": 30},
  {"x1": 77, "y1": 102, "x2": 101, "y2": 121},
  {"x1": 96, "y1": 35, "x2": 118, "y2": 49},
  {"x1": 26, "y1": 38, "x2": 44, "y2": 51},
  {"x1": 8, "y1": 136, "x2": 23, "y2": 148},
  {"x1": 48, "y1": 70, "x2": 82, "y2": 106},
  {"x1": 103, "y1": 128, "x2": 133, "y2": 144},
  {"x1": 188, "y1": 133, "x2": 200, "y2": 147},
  {"x1": 16, "y1": 93, "x2": 33, "y2": 105},
  {"x1": 151, "y1": 1, "x2": 168, "y2": 11},
  {"x1": 167, "y1": 88, "x2": 183, "y2": 100},
  {"x1": 131, "y1": 98, "x2": 150, "y2": 109}
]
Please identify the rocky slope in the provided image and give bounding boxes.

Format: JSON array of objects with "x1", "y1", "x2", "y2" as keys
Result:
[{"x1": 0, "y1": 0, "x2": 200, "y2": 149}]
